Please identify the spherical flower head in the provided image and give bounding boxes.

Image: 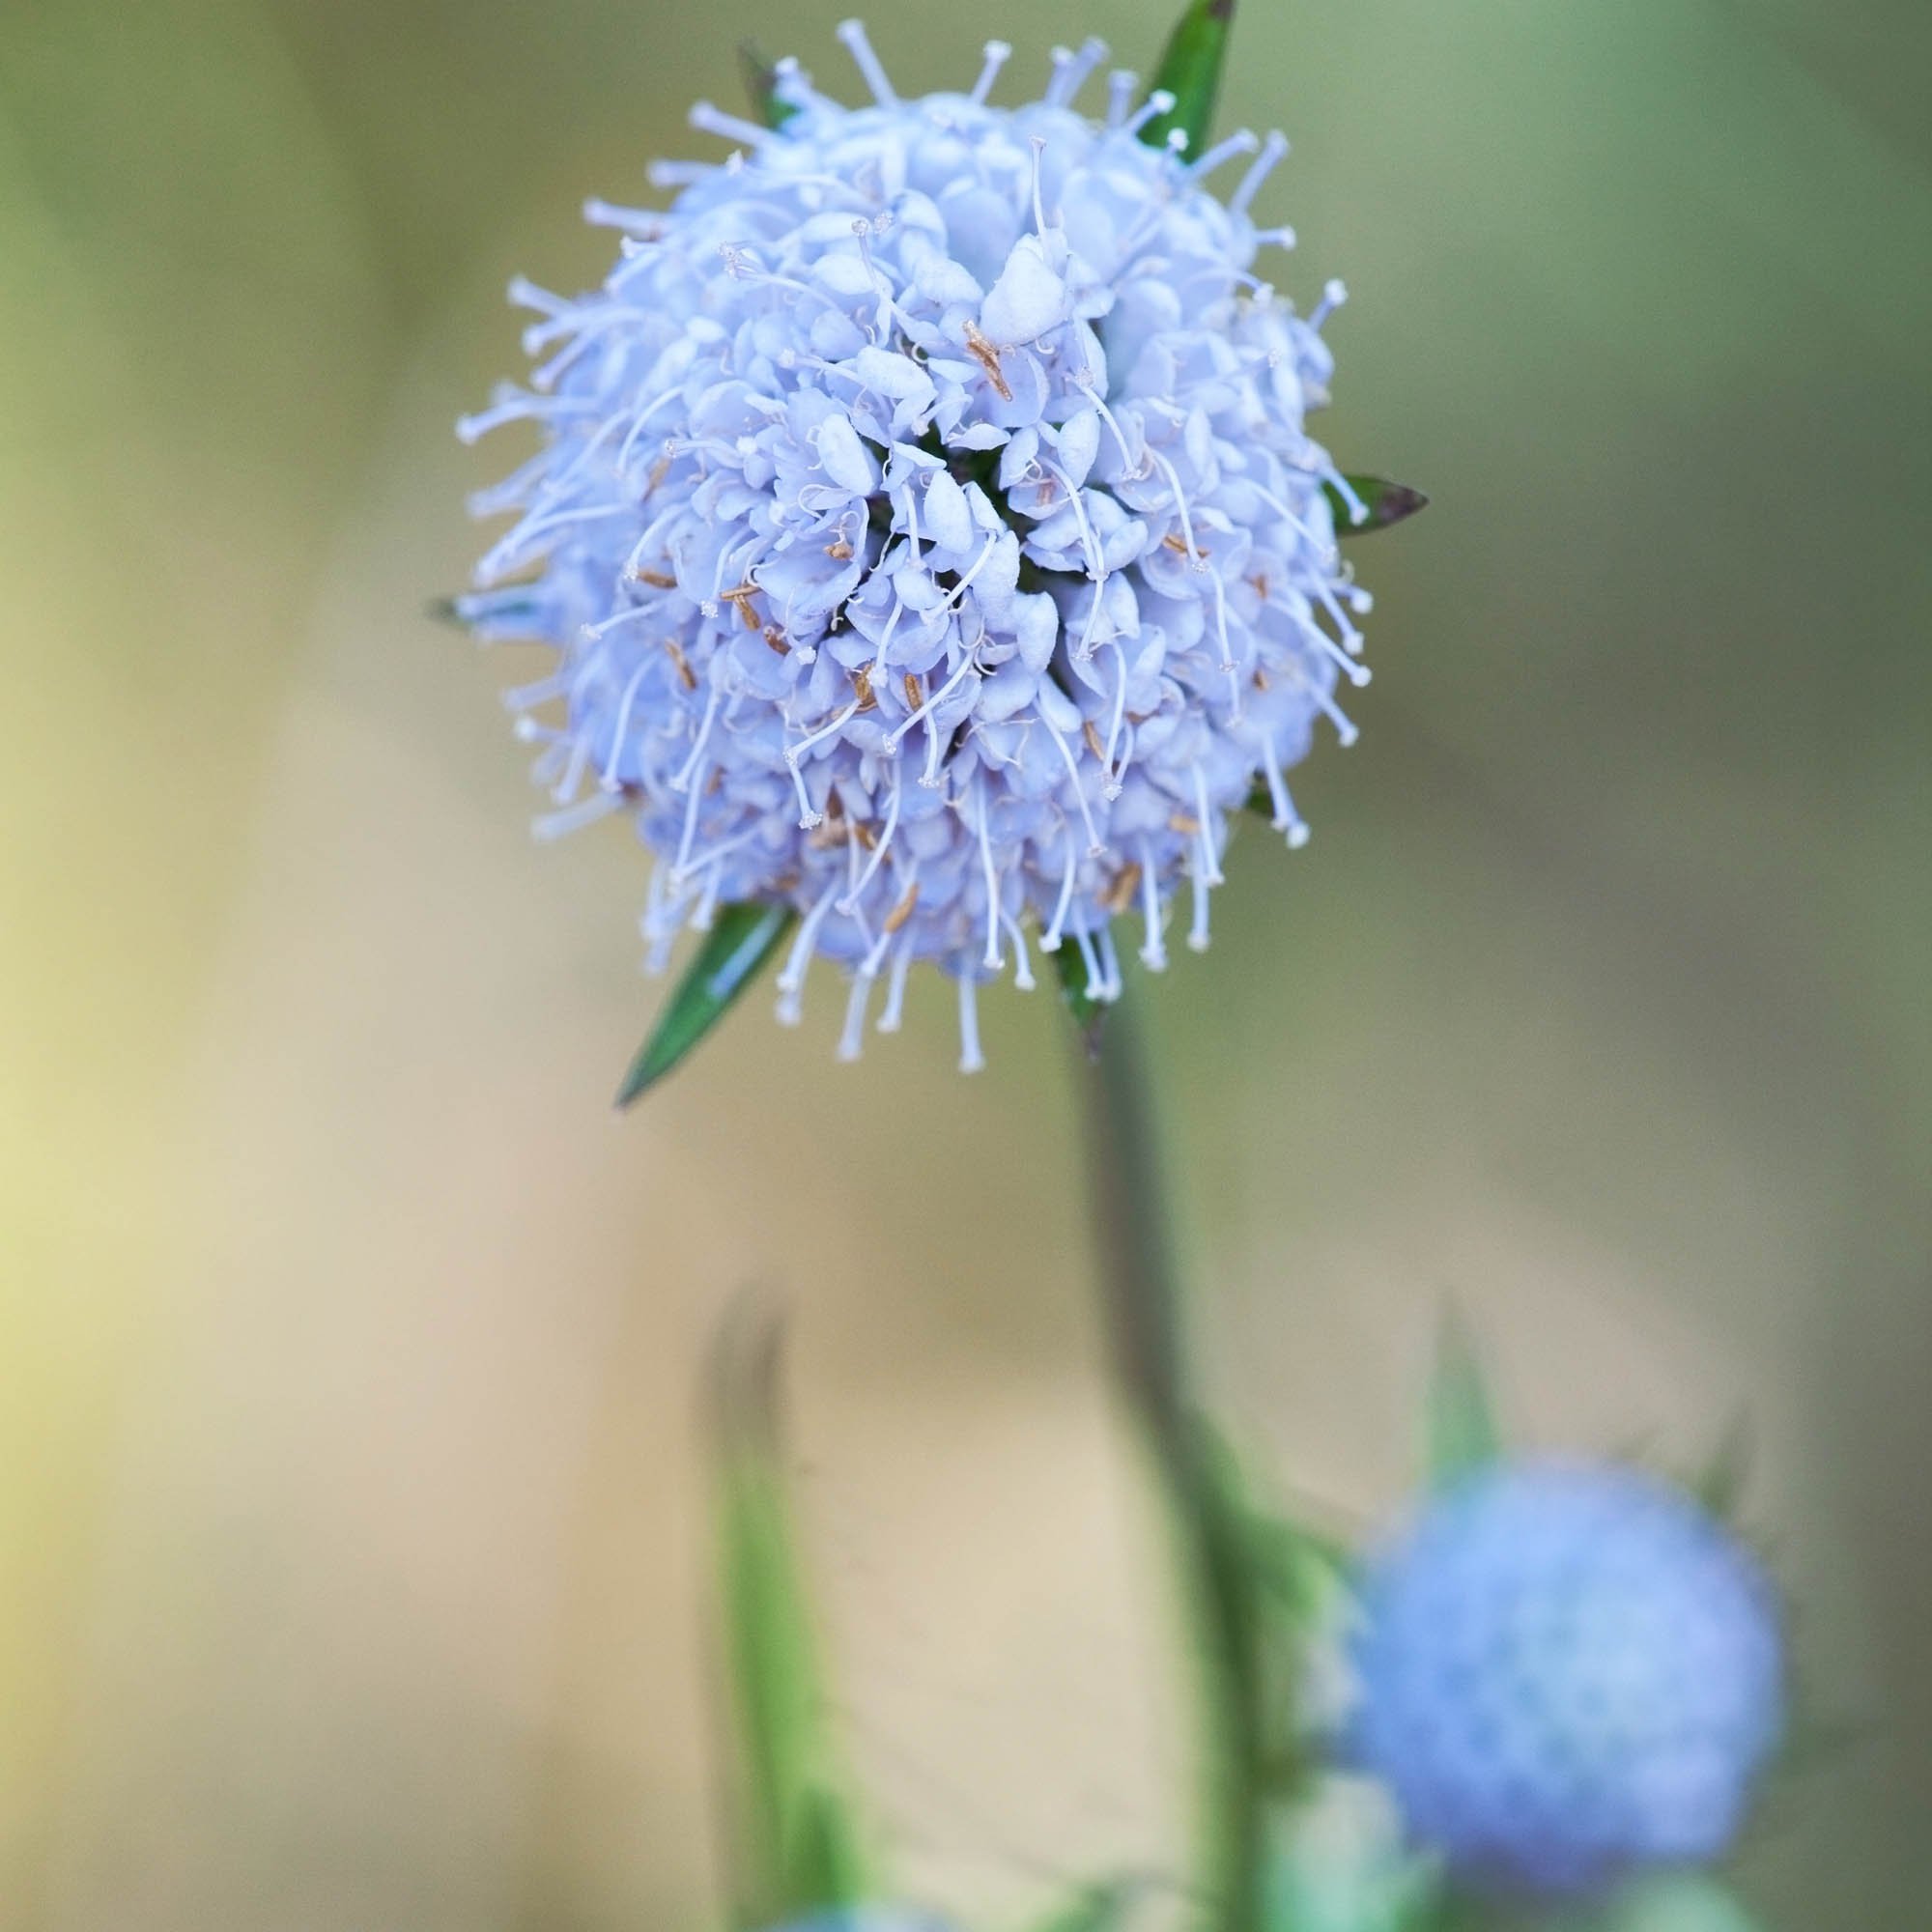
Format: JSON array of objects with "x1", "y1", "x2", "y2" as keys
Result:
[
  {"x1": 1346, "y1": 1460, "x2": 1785, "y2": 1899},
  {"x1": 460, "y1": 25, "x2": 1371, "y2": 1065}
]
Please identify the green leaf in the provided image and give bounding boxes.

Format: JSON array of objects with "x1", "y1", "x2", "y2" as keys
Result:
[
  {"x1": 1052, "y1": 931, "x2": 1111, "y2": 1056},
  {"x1": 738, "y1": 39, "x2": 798, "y2": 130},
  {"x1": 1426, "y1": 1310, "x2": 1502, "y2": 1492},
  {"x1": 616, "y1": 901, "x2": 795, "y2": 1107},
  {"x1": 713, "y1": 1306, "x2": 870, "y2": 1926},
  {"x1": 1692, "y1": 1410, "x2": 1752, "y2": 1520},
  {"x1": 1324, "y1": 474, "x2": 1431, "y2": 536},
  {"x1": 1552, "y1": 1872, "x2": 1767, "y2": 1932},
  {"x1": 1141, "y1": 0, "x2": 1236, "y2": 156},
  {"x1": 1022, "y1": 1879, "x2": 1132, "y2": 1932}
]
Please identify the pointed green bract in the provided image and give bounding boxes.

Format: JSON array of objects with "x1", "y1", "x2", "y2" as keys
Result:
[
  {"x1": 1141, "y1": 0, "x2": 1236, "y2": 156},
  {"x1": 1053, "y1": 933, "x2": 1110, "y2": 1054},
  {"x1": 738, "y1": 39, "x2": 798, "y2": 130},
  {"x1": 616, "y1": 901, "x2": 795, "y2": 1106},
  {"x1": 1426, "y1": 1311, "x2": 1503, "y2": 1492},
  {"x1": 713, "y1": 1308, "x2": 869, "y2": 1927},
  {"x1": 1324, "y1": 475, "x2": 1431, "y2": 536}
]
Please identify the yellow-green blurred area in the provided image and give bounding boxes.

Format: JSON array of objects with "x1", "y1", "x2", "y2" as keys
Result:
[{"x1": 2, "y1": 0, "x2": 1927, "y2": 1923}]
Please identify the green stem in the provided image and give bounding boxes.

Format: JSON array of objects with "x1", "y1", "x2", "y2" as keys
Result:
[{"x1": 1077, "y1": 1003, "x2": 1267, "y2": 1932}]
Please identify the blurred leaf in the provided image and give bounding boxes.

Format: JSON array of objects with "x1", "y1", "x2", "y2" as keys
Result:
[
  {"x1": 1053, "y1": 934, "x2": 1110, "y2": 1055},
  {"x1": 1266, "y1": 1796, "x2": 1441, "y2": 1932},
  {"x1": 1324, "y1": 476, "x2": 1431, "y2": 536},
  {"x1": 1550, "y1": 1872, "x2": 1767, "y2": 1932},
  {"x1": 1023, "y1": 1878, "x2": 1133, "y2": 1932},
  {"x1": 1141, "y1": 0, "x2": 1236, "y2": 156},
  {"x1": 713, "y1": 1304, "x2": 870, "y2": 1926},
  {"x1": 739, "y1": 40, "x2": 798, "y2": 130},
  {"x1": 616, "y1": 901, "x2": 795, "y2": 1106},
  {"x1": 1693, "y1": 1410, "x2": 1752, "y2": 1520},
  {"x1": 1426, "y1": 1311, "x2": 1502, "y2": 1492}
]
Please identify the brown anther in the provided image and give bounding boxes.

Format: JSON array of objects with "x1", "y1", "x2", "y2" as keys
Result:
[
  {"x1": 718, "y1": 582, "x2": 762, "y2": 631},
  {"x1": 1101, "y1": 862, "x2": 1143, "y2": 917},
  {"x1": 851, "y1": 666, "x2": 878, "y2": 712},
  {"x1": 825, "y1": 539, "x2": 854, "y2": 560},
  {"x1": 1252, "y1": 666, "x2": 1270, "y2": 692},
  {"x1": 961, "y1": 321, "x2": 1012, "y2": 402},
  {"x1": 851, "y1": 819, "x2": 877, "y2": 850},
  {"x1": 705, "y1": 767, "x2": 724, "y2": 795},
  {"x1": 1250, "y1": 572, "x2": 1270, "y2": 601},
  {"x1": 646, "y1": 457, "x2": 670, "y2": 494},
  {"x1": 664, "y1": 639, "x2": 697, "y2": 691},
  {"x1": 762, "y1": 623, "x2": 790, "y2": 656},
  {"x1": 636, "y1": 567, "x2": 677, "y2": 589},
  {"x1": 1162, "y1": 531, "x2": 1208, "y2": 558},
  {"x1": 1169, "y1": 812, "x2": 1202, "y2": 836},
  {"x1": 1082, "y1": 720, "x2": 1106, "y2": 762},
  {"x1": 883, "y1": 881, "x2": 920, "y2": 932},
  {"x1": 903, "y1": 673, "x2": 924, "y2": 713}
]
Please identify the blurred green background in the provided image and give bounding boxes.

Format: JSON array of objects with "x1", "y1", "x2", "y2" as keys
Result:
[{"x1": 2, "y1": 0, "x2": 1926, "y2": 1925}]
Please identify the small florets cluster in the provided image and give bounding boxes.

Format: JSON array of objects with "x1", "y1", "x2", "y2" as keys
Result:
[
  {"x1": 460, "y1": 24, "x2": 1373, "y2": 1066},
  {"x1": 1346, "y1": 1461, "x2": 1785, "y2": 1898}
]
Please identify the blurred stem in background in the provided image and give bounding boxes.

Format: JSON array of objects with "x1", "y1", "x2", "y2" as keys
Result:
[{"x1": 1078, "y1": 1003, "x2": 1270, "y2": 1932}]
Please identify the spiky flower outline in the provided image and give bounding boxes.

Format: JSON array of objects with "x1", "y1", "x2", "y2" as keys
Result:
[
  {"x1": 1346, "y1": 1459, "x2": 1787, "y2": 1899},
  {"x1": 457, "y1": 21, "x2": 1388, "y2": 1071}
]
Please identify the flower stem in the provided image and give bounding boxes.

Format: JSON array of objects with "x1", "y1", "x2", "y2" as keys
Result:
[{"x1": 1076, "y1": 1003, "x2": 1267, "y2": 1932}]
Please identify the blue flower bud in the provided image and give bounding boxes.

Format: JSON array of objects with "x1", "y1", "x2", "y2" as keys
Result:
[
  {"x1": 459, "y1": 24, "x2": 1371, "y2": 1067},
  {"x1": 1346, "y1": 1461, "x2": 1784, "y2": 1898}
]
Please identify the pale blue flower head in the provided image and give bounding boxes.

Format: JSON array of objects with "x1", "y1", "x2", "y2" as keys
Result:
[
  {"x1": 1346, "y1": 1460, "x2": 1785, "y2": 1899},
  {"x1": 460, "y1": 24, "x2": 1372, "y2": 1067}
]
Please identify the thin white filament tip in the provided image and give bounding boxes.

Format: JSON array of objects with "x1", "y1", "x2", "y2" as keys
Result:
[
  {"x1": 970, "y1": 41, "x2": 1011, "y2": 107},
  {"x1": 835, "y1": 19, "x2": 898, "y2": 104},
  {"x1": 838, "y1": 971, "x2": 873, "y2": 1062},
  {"x1": 1122, "y1": 90, "x2": 1174, "y2": 139},
  {"x1": 689, "y1": 101, "x2": 773, "y2": 148},
  {"x1": 1230, "y1": 130, "x2": 1290, "y2": 216},
  {"x1": 957, "y1": 976, "x2": 985, "y2": 1074}
]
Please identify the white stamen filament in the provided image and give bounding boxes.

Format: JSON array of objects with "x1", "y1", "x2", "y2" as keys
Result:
[
  {"x1": 775, "y1": 886, "x2": 839, "y2": 1023},
  {"x1": 1188, "y1": 129, "x2": 1260, "y2": 181},
  {"x1": 1122, "y1": 89, "x2": 1175, "y2": 139},
  {"x1": 835, "y1": 19, "x2": 898, "y2": 104},
  {"x1": 977, "y1": 786, "x2": 1004, "y2": 972},
  {"x1": 838, "y1": 767, "x2": 902, "y2": 911},
  {"x1": 600, "y1": 663, "x2": 650, "y2": 784},
  {"x1": 838, "y1": 967, "x2": 873, "y2": 1062},
  {"x1": 672, "y1": 683, "x2": 724, "y2": 792},
  {"x1": 956, "y1": 974, "x2": 984, "y2": 1073},
  {"x1": 1042, "y1": 720, "x2": 1105, "y2": 855},
  {"x1": 533, "y1": 790, "x2": 621, "y2": 841},
  {"x1": 1075, "y1": 925, "x2": 1102, "y2": 997},
  {"x1": 1105, "y1": 71, "x2": 1138, "y2": 128},
  {"x1": 1310, "y1": 277, "x2": 1349, "y2": 330},
  {"x1": 969, "y1": 41, "x2": 1011, "y2": 107},
  {"x1": 1192, "y1": 766, "x2": 1226, "y2": 884},
  {"x1": 1188, "y1": 864, "x2": 1212, "y2": 952},
  {"x1": 1231, "y1": 131, "x2": 1290, "y2": 216},
  {"x1": 689, "y1": 100, "x2": 776, "y2": 149},
  {"x1": 876, "y1": 933, "x2": 915, "y2": 1032},
  {"x1": 1138, "y1": 838, "x2": 1167, "y2": 971},
  {"x1": 1002, "y1": 913, "x2": 1037, "y2": 990},
  {"x1": 1044, "y1": 833, "x2": 1080, "y2": 951}
]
